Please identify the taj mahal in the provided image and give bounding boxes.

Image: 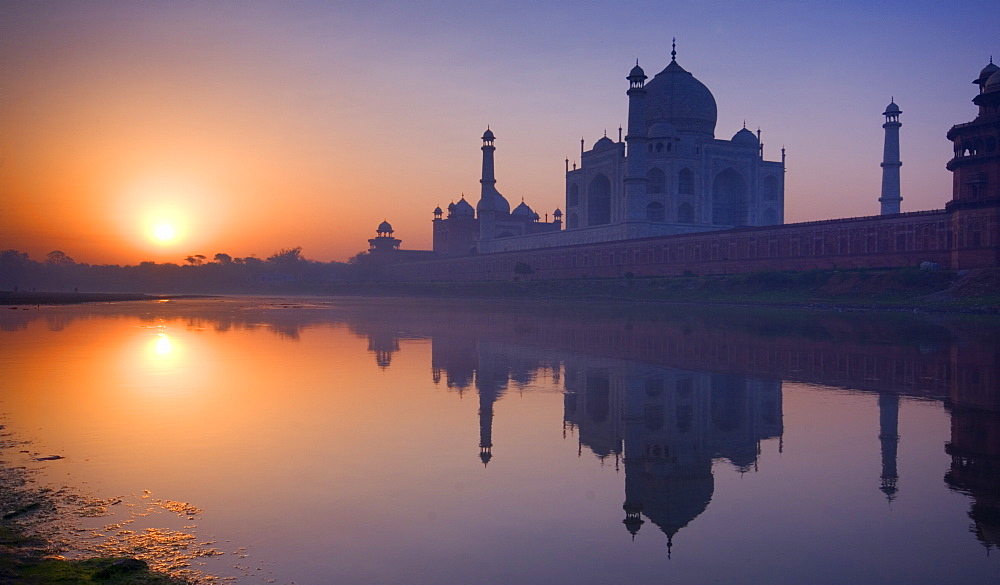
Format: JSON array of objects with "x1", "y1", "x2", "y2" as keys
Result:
[
  {"x1": 364, "y1": 47, "x2": 999, "y2": 278},
  {"x1": 424, "y1": 42, "x2": 785, "y2": 257}
]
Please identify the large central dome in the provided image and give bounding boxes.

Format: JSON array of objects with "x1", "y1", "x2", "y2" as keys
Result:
[{"x1": 643, "y1": 60, "x2": 717, "y2": 137}]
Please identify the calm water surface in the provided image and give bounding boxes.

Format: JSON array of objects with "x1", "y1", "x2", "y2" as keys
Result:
[{"x1": 1, "y1": 297, "x2": 998, "y2": 584}]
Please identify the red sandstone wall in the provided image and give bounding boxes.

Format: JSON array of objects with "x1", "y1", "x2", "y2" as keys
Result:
[{"x1": 389, "y1": 207, "x2": 1000, "y2": 281}]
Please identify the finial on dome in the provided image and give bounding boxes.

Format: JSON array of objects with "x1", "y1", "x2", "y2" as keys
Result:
[
  {"x1": 743, "y1": 120, "x2": 746, "y2": 129},
  {"x1": 671, "y1": 38, "x2": 676, "y2": 61},
  {"x1": 604, "y1": 129, "x2": 608, "y2": 137}
]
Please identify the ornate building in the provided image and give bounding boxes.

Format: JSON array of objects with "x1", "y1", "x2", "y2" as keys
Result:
[
  {"x1": 563, "y1": 44, "x2": 784, "y2": 239},
  {"x1": 432, "y1": 128, "x2": 562, "y2": 256},
  {"x1": 374, "y1": 55, "x2": 999, "y2": 277},
  {"x1": 429, "y1": 45, "x2": 783, "y2": 257}
]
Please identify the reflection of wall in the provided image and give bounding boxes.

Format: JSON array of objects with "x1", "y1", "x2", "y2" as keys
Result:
[{"x1": 945, "y1": 402, "x2": 1000, "y2": 551}]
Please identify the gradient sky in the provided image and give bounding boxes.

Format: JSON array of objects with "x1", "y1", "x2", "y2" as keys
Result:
[{"x1": 1, "y1": 1, "x2": 996, "y2": 264}]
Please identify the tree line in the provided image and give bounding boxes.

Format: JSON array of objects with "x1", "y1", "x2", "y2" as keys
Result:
[{"x1": 0, "y1": 247, "x2": 359, "y2": 294}]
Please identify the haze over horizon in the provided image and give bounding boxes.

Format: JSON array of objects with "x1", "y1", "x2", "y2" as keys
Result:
[{"x1": 2, "y1": 1, "x2": 995, "y2": 265}]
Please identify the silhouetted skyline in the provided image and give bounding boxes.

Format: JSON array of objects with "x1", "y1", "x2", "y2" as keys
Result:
[{"x1": 1, "y1": 2, "x2": 996, "y2": 265}]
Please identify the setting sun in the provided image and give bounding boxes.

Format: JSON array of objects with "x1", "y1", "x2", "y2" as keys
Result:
[{"x1": 153, "y1": 223, "x2": 178, "y2": 243}]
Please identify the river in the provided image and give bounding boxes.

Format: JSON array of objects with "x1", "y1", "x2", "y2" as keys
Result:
[{"x1": 1, "y1": 297, "x2": 997, "y2": 584}]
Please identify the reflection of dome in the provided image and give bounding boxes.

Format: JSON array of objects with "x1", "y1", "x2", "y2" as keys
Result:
[
  {"x1": 644, "y1": 59, "x2": 718, "y2": 137},
  {"x1": 642, "y1": 470, "x2": 714, "y2": 541},
  {"x1": 377, "y1": 220, "x2": 393, "y2": 234},
  {"x1": 594, "y1": 136, "x2": 616, "y2": 150},
  {"x1": 648, "y1": 121, "x2": 677, "y2": 138},
  {"x1": 453, "y1": 197, "x2": 475, "y2": 216},
  {"x1": 731, "y1": 127, "x2": 758, "y2": 146}
]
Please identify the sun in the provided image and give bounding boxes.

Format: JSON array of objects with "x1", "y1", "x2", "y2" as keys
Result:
[{"x1": 153, "y1": 223, "x2": 177, "y2": 243}]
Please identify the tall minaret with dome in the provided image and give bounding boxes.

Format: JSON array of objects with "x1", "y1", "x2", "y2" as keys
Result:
[
  {"x1": 624, "y1": 58, "x2": 649, "y2": 223},
  {"x1": 879, "y1": 99, "x2": 903, "y2": 215},
  {"x1": 476, "y1": 127, "x2": 510, "y2": 242}
]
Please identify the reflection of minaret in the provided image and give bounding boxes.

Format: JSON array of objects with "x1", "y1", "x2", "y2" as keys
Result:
[
  {"x1": 878, "y1": 392, "x2": 900, "y2": 502},
  {"x1": 474, "y1": 346, "x2": 507, "y2": 467},
  {"x1": 621, "y1": 377, "x2": 645, "y2": 538},
  {"x1": 479, "y1": 382, "x2": 495, "y2": 466}
]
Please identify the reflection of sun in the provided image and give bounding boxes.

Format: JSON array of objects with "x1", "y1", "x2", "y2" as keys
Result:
[
  {"x1": 146, "y1": 330, "x2": 182, "y2": 370},
  {"x1": 154, "y1": 333, "x2": 172, "y2": 354}
]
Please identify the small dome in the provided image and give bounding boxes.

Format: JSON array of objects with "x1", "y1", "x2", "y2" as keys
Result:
[
  {"x1": 629, "y1": 62, "x2": 646, "y2": 78},
  {"x1": 447, "y1": 202, "x2": 456, "y2": 211},
  {"x1": 986, "y1": 70, "x2": 1000, "y2": 93},
  {"x1": 512, "y1": 200, "x2": 534, "y2": 216},
  {"x1": 731, "y1": 127, "x2": 758, "y2": 146},
  {"x1": 453, "y1": 197, "x2": 475, "y2": 216},
  {"x1": 433, "y1": 206, "x2": 443, "y2": 214},
  {"x1": 377, "y1": 220, "x2": 393, "y2": 234},
  {"x1": 482, "y1": 128, "x2": 495, "y2": 141},
  {"x1": 648, "y1": 121, "x2": 677, "y2": 138},
  {"x1": 553, "y1": 208, "x2": 563, "y2": 217},
  {"x1": 884, "y1": 100, "x2": 901, "y2": 115},
  {"x1": 977, "y1": 60, "x2": 999, "y2": 83},
  {"x1": 594, "y1": 136, "x2": 616, "y2": 150}
]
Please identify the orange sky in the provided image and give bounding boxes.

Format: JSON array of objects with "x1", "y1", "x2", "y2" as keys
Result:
[{"x1": 1, "y1": 2, "x2": 995, "y2": 265}]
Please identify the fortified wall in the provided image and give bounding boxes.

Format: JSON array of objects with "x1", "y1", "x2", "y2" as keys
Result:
[{"x1": 385, "y1": 206, "x2": 995, "y2": 280}]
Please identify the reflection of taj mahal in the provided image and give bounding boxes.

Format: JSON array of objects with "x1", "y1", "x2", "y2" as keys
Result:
[
  {"x1": 423, "y1": 332, "x2": 785, "y2": 549},
  {"x1": 352, "y1": 302, "x2": 999, "y2": 553},
  {"x1": 563, "y1": 363, "x2": 783, "y2": 550}
]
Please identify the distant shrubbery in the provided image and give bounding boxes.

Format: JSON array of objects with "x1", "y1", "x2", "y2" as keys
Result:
[{"x1": 0, "y1": 248, "x2": 354, "y2": 294}]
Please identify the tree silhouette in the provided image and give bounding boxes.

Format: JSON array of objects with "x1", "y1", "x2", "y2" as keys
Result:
[
  {"x1": 267, "y1": 247, "x2": 303, "y2": 264},
  {"x1": 45, "y1": 250, "x2": 75, "y2": 266},
  {"x1": 184, "y1": 254, "x2": 206, "y2": 266}
]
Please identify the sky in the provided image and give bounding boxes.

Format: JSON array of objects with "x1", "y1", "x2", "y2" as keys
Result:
[{"x1": 1, "y1": 1, "x2": 996, "y2": 265}]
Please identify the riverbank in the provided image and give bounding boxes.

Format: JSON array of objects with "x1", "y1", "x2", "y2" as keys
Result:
[
  {"x1": 2, "y1": 268, "x2": 997, "y2": 314},
  {"x1": 0, "y1": 434, "x2": 187, "y2": 584},
  {"x1": 325, "y1": 267, "x2": 1000, "y2": 314},
  {"x1": 0, "y1": 292, "x2": 211, "y2": 306}
]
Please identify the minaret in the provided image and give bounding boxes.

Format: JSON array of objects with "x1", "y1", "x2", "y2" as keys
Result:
[
  {"x1": 879, "y1": 99, "x2": 902, "y2": 215},
  {"x1": 878, "y1": 392, "x2": 900, "y2": 503},
  {"x1": 475, "y1": 127, "x2": 509, "y2": 241},
  {"x1": 624, "y1": 57, "x2": 649, "y2": 223}
]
